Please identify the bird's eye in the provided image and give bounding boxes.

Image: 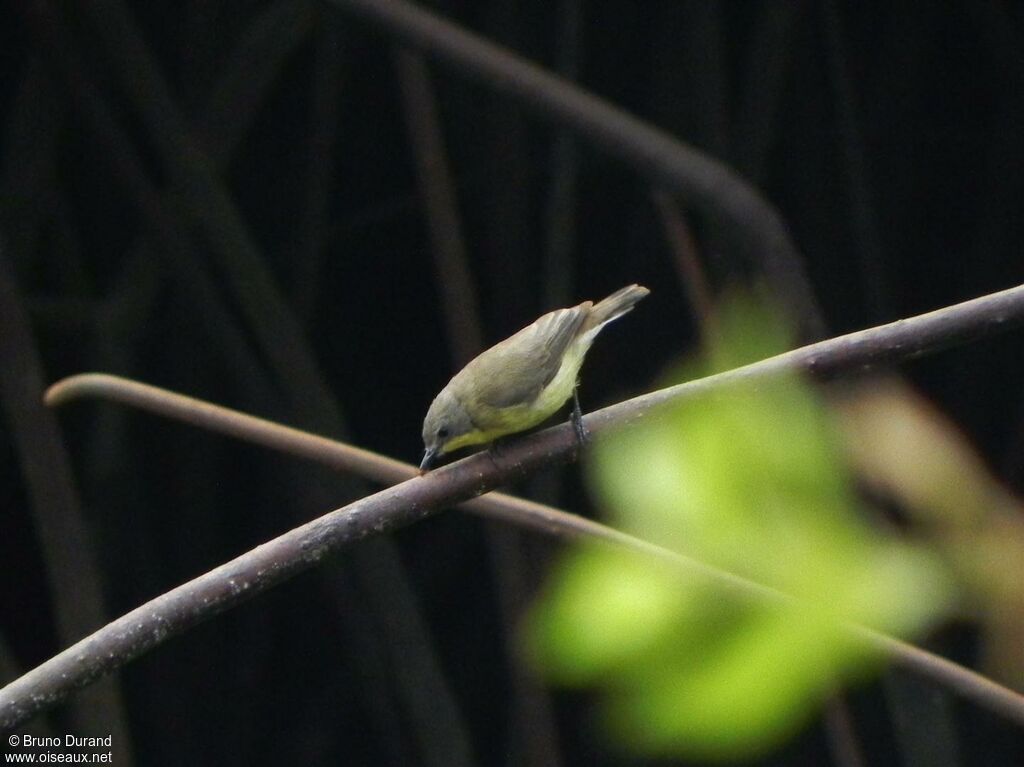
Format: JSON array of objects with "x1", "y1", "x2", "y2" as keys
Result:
[{"x1": 437, "y1": 427, "x2": 449, "y2": 439}]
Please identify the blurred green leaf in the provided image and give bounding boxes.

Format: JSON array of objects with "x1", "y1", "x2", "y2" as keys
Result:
[{"x1": 527, "y1": 296, "x2": 955, "y2": 760}]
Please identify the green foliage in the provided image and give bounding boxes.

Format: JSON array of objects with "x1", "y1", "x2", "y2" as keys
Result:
[{"x1": 527, "y1": 298, "x2": 955, "y2": 760}]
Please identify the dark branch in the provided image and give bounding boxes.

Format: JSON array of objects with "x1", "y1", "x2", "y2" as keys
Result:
[{"x1": 4, "y1": 282, "x2": 1024, "y2": 732}]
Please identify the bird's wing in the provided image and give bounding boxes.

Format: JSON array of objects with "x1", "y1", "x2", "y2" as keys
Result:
[{"x1": 465, "y1": 305, "x2": 588, "y2": 409}]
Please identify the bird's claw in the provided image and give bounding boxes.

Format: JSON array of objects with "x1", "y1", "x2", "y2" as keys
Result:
[{"x1": 571, "y1": 383, "x2": 589, "y2": 450}]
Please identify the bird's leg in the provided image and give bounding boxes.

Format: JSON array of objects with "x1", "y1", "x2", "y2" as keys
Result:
[
  {"x1": 486, "y1": 438, "x2": 506, "y2": 470},
  {"x1": 571, "y1": 380, "x2": 589, "y2": 449}
]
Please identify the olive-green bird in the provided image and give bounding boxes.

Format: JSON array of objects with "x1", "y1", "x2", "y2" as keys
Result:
[{"x1": 420, "y1": 284, "x2": 650, "y2": 472}]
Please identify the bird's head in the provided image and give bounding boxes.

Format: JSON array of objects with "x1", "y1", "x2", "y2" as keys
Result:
[{"x1": 420, "y1": 388, "x2": 474, "y2": 473}]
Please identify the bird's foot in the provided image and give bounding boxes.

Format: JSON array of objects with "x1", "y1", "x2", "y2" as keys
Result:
[
  {"x1": 571, "y1": 382, "x2": 590, "y2": 451},
  {"x1": 486, "y1": 437, "x2": 507, "y2": 470}
]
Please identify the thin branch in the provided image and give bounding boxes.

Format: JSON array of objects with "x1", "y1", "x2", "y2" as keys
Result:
[
  {"x1": 393, "y1": 49, "x2": 484, "y2": 363},
  {"x1": 326, "y1": 0, "x2": 826, "y2": 338},
  {"x1": 35, "y1": 372, "x2": 773, "y2": 571},
  {"x1": 651, "y1": 190, "x2": 717, "y2": 337},
  {"x1": 4, "y1": 281, "x2": 1023, "y2": 732}
]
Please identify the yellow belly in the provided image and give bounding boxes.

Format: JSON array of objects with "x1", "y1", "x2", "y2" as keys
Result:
[{"x1": 442, "y1": 342, "x2": 588, "y2": 453}]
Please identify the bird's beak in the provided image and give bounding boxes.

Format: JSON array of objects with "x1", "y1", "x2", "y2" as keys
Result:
[{"x1": 419, "y1": 447, "x2": 439, "y2": 474}]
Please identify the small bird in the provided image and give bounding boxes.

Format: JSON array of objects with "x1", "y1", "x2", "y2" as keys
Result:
[{"x1": 419, "y1": 284, "x2": 650, "y2": 472}]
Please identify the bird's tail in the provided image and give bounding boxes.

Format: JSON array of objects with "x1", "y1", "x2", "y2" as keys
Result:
[{"x1": 584, "y1": 284, "x2": 650, "y2": 330}]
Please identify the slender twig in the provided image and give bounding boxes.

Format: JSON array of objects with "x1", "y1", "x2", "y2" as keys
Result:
[
  {"x1": 6, "y1": 281, "x2": 1024, "y2": 732},
  {"x1": 327, "y1": 0, "x2": 826, "y2": 338},
  {"x1": 393, "y1": 49, "x2": 483, "y2": 363},
  {"x1": 652, "y1": 191, "x2": 717, "y2": 337},
  {"x1": 37, "y1": 371, "x2": 756, "y2": 560}
]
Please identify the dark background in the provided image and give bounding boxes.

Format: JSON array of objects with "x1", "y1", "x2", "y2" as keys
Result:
[{"x1": 2, "y1": 1, "x2": 1024, "y2": 765}]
